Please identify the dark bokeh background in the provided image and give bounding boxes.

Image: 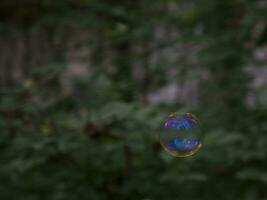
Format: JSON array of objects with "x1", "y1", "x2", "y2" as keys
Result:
[{"x1": 1, "y1": 1, "x2": 267, "y2": 199}]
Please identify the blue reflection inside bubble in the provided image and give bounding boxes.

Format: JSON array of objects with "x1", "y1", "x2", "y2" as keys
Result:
[
  {"x1": 167, "y1": 138, "x2": 199, "y2": 151},
  {"x1": 164, "y1": 115, "x2": 198, "y2": 131}
]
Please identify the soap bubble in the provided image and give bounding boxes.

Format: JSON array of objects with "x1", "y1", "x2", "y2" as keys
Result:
[{"x1": 159, "y1": 112, "x2": 202, "y2": 157}]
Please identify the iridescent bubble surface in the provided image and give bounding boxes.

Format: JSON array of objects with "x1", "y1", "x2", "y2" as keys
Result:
[{"x1": 159, "y1": 112, "x2": 202, "y2": 157}]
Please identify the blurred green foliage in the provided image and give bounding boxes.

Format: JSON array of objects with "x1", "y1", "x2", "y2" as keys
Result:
[{"x1": 1, "y1": 0, "x2": 267, "y2": 199}]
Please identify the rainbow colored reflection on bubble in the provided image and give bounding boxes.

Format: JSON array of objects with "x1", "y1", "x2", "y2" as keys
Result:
[{"x1": 159, "y1": 112, "x2": 202, "y2": 157}]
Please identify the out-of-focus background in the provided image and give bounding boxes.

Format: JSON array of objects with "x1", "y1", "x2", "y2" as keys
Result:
[{"x1": 0, "y1": 1, "x2": 267, "y2": 199}]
